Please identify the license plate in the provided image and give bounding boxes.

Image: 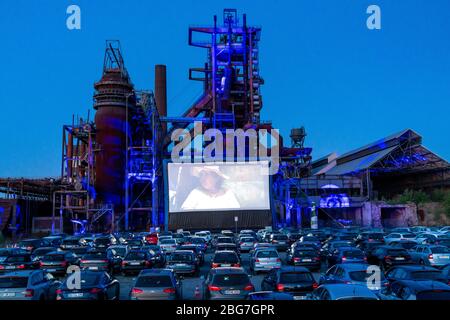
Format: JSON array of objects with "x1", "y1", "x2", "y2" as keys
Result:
[
  {"x1": 293, "y1": 295, "x2": 307, "y2": 300},
  {"x1": 130, "y1": 262, "x2": 141, "y2": 265},
  {"x1": 5, "y1": 266, "x2": 15, "y2": 269},
  {"x1": 0, "y1": 293, "x2": 15, "y2": 297},
  {"x1": 395, "y1": 257, "x2": 405, "y2": 260},
  {"x1": 68, "y1": 293, "x2": 84, "y2": 298},
  {"x1": 440, "y1": 255, "x2": 449, "y2": 259},
  {"x1": 302, "y1": 259, "x2": 312, "y2": 262},
  {"x1": 47, "y1": 269, "x2": 56, "y2": 272},
  {"x1": 89, "y1": 266, "x2": 98, "y2": 270},
  {"x1": 224, "y1": 290, "x2": 240, "y2": 295},
  {"x1": 221, "y1": 264, "x2": 231, "y2": 267},
  {"x1": 175, "y1": 264, "x2": 186, "y2": 267}
]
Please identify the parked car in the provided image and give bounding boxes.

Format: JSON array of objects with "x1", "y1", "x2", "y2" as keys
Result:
[
  {"x1": 166, "y1": 250, "x2": 199, "y2": 276},
  {"x1": 144, "y1": 233, "x2": 158, "y2": 245},
  {"x1": 142, "y1": 245, "x2": 166, "y2": 267},
  {"x1": 0, "y1": 270, "x2": 61, "y2": 300},
  {"x1": 202, "y1": 267, "x2": 254, "y2": 300},
  {"x1": 390, "y1": 240, "x2": 418, "y2": 250},
  {"x1": 129, "y1": 269, "x2": 182, "y2": 300},
  {"x1": 286, "y1": 247, "x2": 321, "y2": 271},
  {"x1": 159, "y1": 239, "x2": 178, "y2": 254},
  {"x1": 384, "y1": 233, "x2": 416, "y2": 245},
  {"x1": 327, "y1": 247, "x2": 367, "y2": 267},
  {"x1": 121, "y1": 250, "x2": 153, "y2": 275},
  {"x1": 309, "y1": 284, "x2": 380, "y2": 300},
  {"x1": 185, "y1": 237, "x2": 208, "y2": 252},
  {"x1": 238, "y1": 237, "x2": 257, "y2": 252},
  {"x1": 409, "y1": 245, "x2": 450, "y2": 267},
  {"x1": 269, "y1": 234, "x2": 289, "y2": 251},
  {"x1": 80, "y1": 252, "x2": 113, "y2": 273},
  {"x1": 367, "y1": 246, "x2": 413, "y2": 270},
  {"x1": 385, "y1": 265, "x2": 447, "y2": 283},
  {"x1": 0, "y1": 254, "x2": 39, "y2": 273},
  {"x1": 320, "y1": 263, "x2": 389, "y2": 291},
  {"x1": 261, "y1": 266, "x2": 318, "y2": 300},
  {"x1": 57, "y1": 270, "x2": 120, "y2": 300},
  {"x1": 378, "y1": 280, "x2": 450, "y2": 300},
  {"x1": 16, "y1": 239, "x2": 46, "y2": 252},
  {"x1": 31, "y1": 247, "x2": 57, "y2": 262},
  {"x1": 249, "y1": 248, "x2": 281, "y2": 274},
  {"x1": 177, "y1": 245, "x2": 204, "y2": 265},
  {"x1": 125, "y1": 239, "x2": 144, "y2": 250},
  {"x1": 0, "y1": 248, "x2": 28, "y2": 263},
  {"x1": 39, "y1": 251, "x2": 80, "y2": 276},
  {"x1": 211, "y1": 250, "x2": 241, "y2": 269}
]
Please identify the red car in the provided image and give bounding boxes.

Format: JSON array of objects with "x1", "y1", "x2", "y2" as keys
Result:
[{"x1": 145, "y1": 233, "x2": 158, "y2": 245}]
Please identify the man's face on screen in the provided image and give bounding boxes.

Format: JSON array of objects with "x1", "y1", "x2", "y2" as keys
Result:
[{"x1": 199, "y1": 171, "x2": 221, "y2": 192}]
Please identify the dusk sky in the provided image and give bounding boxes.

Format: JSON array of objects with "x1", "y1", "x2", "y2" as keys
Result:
[{"x1": 1, "y1": 0, "x2": 449, "y2": 177}]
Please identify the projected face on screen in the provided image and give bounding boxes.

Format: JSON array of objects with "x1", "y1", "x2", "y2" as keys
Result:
[{"x1": 168, "y1": 162, "x2": 270, "y2": 212}]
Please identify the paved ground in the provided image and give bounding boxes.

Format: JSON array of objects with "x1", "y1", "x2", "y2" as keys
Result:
[{"x1": 116, "y1": 251, "x2": 322, "y2": 300}]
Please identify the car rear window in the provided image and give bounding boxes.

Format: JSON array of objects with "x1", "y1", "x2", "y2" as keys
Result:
[
  {"x1": 127, "y1": 240, "x2": 142, "y2": 245},
  {"x1": 256, "y1": 250, "x2": 278, "y2": 258},
  {"x1": 160, "y1": 240, "x2": 176, "y2": 244},
  {"x1": 135, "y1": 276, "x2": 173, "y2": 287},
  {"x1": 218, "y1": 238, "x2": 233, "y2": 243},
  {"x1": 294, "y1": 250, "x2": 316, "y2": 257},
  {"x1": 0, "y1": 277, "x2": 28, "y2": 288},
  {"x1": 108, "y1": 248, "x2": 127, "y2": 257},
  {"x1": 63, "y1": 239, "x2": 80, "y2": 245},
  {"x1": 82, "y1": 254, "x2": 107, "y2": 260},
  {"x1": 431, "y1": 247, "x2": 450, "y2": 254},
  {"x1": 272, "y1": 235, "x2": 288, "y2": 240},
  {"x1": 5, "y1": 255, "x2": 30, "y2": 263},
  {"x1": 349, "y1": 271, "x2": 386, "y2": 282},
  {"x1": 213, "y1": 274, "x2": 249, "y2": 286},
  {"x1": 411, "y1": 271, "x2": 444, "y2": 280},
  {"x1": 43, "y1": 254, "x2": 65, "y2": 261},
  {"x1": 402, "y1": 234, "x2": 416, "y2": 239},
  {"x1": 280, "y1": 272, "x2": 313, "y2": 283},
  {"x1": 190, "y1": 238, "x2": 205, "y2": 244},
  {"x1": 303, "y1": 237, "x2": 319, "y2": 242},
  {"x1": 342, "y1": 250, "x2": 364, "y2": 258},
  {"x1": 63, "y1": 274, "x2": 101, "y2": 288},
  {"x1": 95, "y1": 238, "x2": 110, "y2": 245},
  {"x1": 214, "y1": 253, "x2": 238, "y2": 263},
  {"x1": 170, "y1": 253, "x2": 193, "y2": 262},
  {"x1": 241, "y1": 238, "x2": 254, "y2": 242},
  {"x1": 126, "y1": 252, "x2": 147, "y2": 260},
  {"x1": 387, "y1": 249, "x2": 407, "y2": 256}
]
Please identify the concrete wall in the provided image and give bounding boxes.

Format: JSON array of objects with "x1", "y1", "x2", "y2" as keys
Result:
[{"x1": 362, "y1": 201, "x2": 418, "y2": 227}]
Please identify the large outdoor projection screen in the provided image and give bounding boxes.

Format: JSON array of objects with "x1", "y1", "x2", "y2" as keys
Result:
[{"x1": 168, "y1": 161, "x2": 270, "y2": 213}]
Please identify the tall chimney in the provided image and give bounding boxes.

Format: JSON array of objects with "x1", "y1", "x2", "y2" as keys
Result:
[{"x1": 155, "y1": 65, "x2": 167, "y2": 134}]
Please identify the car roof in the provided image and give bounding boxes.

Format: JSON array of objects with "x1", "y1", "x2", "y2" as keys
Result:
[
  {"x1": 390, "y1": 265, "x2": 440, "y2": 272},
  {"x1": 172, "y1": 250, "x2": 195, "y2": 254},
  {"x1": 214, "y1": 250, "x2": 237, "y2": 254},
  {"x1": 334, "y1": 263, "x2": 371, "y2": 270},
  {"x1": 321, "y1": 284, "x2": 379, "y2": 299},
  {"x1": 0, "y1": 270, "x2": 38, "y2": 277},
  {"x1": 211, "y1": 267, "x2": 246, "y2": 274},
  {"x1": 396, "y1": 280, "x2": 450, "y2": 291},
  {"x1": 139, "y1": 268, "x2": 174, "y2": 276}
]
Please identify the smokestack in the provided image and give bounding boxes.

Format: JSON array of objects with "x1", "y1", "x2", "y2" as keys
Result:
[{"x1": 155, "y1": 65, "x2": 167, "y2": 134}]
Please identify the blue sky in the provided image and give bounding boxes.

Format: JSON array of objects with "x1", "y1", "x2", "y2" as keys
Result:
[{"x1": 0, "y1": 0, "x2": 449, "y2": 177}]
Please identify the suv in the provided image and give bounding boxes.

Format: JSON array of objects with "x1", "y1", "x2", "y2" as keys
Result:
[
  {"x1": 166, "y1": 250, "x2": 199, "y2": 276},
  {"x1": 203, "y1": 267, "x2": 254, "y2": 300}
]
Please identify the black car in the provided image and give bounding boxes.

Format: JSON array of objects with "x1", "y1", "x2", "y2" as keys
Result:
[
  {"x1": 31, "y1": 247, "x2": 57, "y2": 262},
  {"x1": 92, "y1": 237, "x2": 115, "y2": 251},
  {"x1": 166, "y1": 250, "x2": 199, "y2": 276},
  {"x1": 367, "y1": 246, "x2": 412, "y2": 270},
  {"x1": 216, "y1": 243, "x2": 240, "y2": 255},
  {"x1": 0, "y1": 248, "x2": 29, "y2": 263},
  {"x1": 326, "y1": 247, "x2": 367, "y2": 267},
  {"x1": 0, "y1": 254, "x2": 39, "y2": 273},
  {"x1": 385, "y1": 265, "x2": 447, "y2": 284},
  {"x1": 286, "y1": 248, "x2": 321, "y2": 271},
  {"x1": 126, "y1": 239, "x2": 144, "y2": 250},
  {"x1": 211, "y1": 250, "x2": 241, "y2": 268},
  {"x1": 39, "y1": 251, "x2": 80, "y2": 276},
  {"x1": 260, "y1": 266, "x2": 318, "y2": 300},
  {"x1": 121, "y1": 250, "x2": 153, "y2": 275},
  {"x1": 142, "y1": 245, "x2": 166, "y2": 267},
  {"x1": 57, "y1": 271, "x2": 120, "y2": 300},
  {"x1": 60, "y1": 237, "x2": 84, "y2": 251},
  {"x1": 17, "y1": 239, "x2": 47, "y2": 252},
  {"x1": 178, "y1": 244, "x2": 204, "y2": 265},
  {"x1": 80, "y1": 252, "x2": 114, "y2": 273},
  {"x1": 356, "y1": 240, "x2": 385, "y2": 255}
]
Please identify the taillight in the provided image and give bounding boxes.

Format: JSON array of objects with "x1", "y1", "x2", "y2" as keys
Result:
[
  {"x1": 212, "y1": 263, "x2": 219, "y2": 268},
  {"x1": 90, "y1": 288, "x2": 102, "y2": 294},
  {"x1": 255, "y1": 259, "x2": 260, "y2": 263},
  {"x1": 233, "y1": 263, "x2": 240, "y2": 267},
  {"x1": 80, "y1": 260, "x2": 87, "y2": 264},
  {"x1": 23, "y1": 289, "x2": 34, "y2": 297},
  {"x1": 121, "y1": 261, "x2": 127, "y2": 266},
  {"x1": 313, "y1": 282, "x2": 319, "y2": 289},
  {"x1": 244, "y1": 284, "x2": 254, "y2": 291},
  {"x1": 276, "y1": 258, "x2": 281, "y2": 262},
  {"x1": 208, "y1": 285, "x2": 221, "y2": 292},
  {"x1": 428, "y1": 254, "x2": 434, "y2": 260},
  {"x1": 56, "y1": 289, "x2": 62, "y2": 294},
  {"x1": 17, "y1": 264, "x2": 25, "y2": 269},
  {"x1": 145, "y1": 261, "x2": 151, "y2": 267},
  {"x1": 39, "y1": 262, "x2": 44, "y2": 267},
  {"x1": 314, "y1": 257, "x2": 321, "y2": 261},
  {"x1": 163, "y1": 288, "x2": 176, "y2": 294},
  {"x1": 293, "y1": 258, "x2": 300, "y2": 262},
  {"x1": 131, "y1": 288, "x2": 143, "y2": 295},
  {"x1": 385, "y1": 255, "x2": 392, "y2": 261},
  {"x1": 276, "y1": 283, "x2": 284, "y2": 291},
  {"x1": 363, "y1": 257, "x2": 367, "y2": 261},
  {"x1": 0, "y1": 266, "x2": 4, "y2": 270},
  {"x1": 342, "y1": 257, "x2": 347, "y2": 261},
  {"x1": 61, "y1": 261, "x2": 68, "y2": 267}
]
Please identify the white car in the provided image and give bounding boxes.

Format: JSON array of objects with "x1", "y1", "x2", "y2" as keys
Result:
[
  {"x1": 195, "y1": 231, "x2": 211, "y2": 243},
  {"x1": 158, "y1": 239, "x2": 177, "y2": 254},
  {"x1": 384, "y1": 233, "x2": 416, "y2": 244}
]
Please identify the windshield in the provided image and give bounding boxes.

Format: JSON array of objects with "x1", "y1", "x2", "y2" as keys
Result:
[
  {"x1": 214, "y1": 253, "x2": 238, "y2": 263},
  {"x1": 0, "y1": 277, "x2": 28, "y2": 288},
  {"x1": 170, "y1": 253, "x2": 193, "y2": 262},
  {"x1": 213, "y1": 274, "x2": 249, "y2": 286},
  {"x1": 294, "y1": 250, "x2": 316, "y2": 257},
  {"x1": 387, "y1": 249, "x2": 408, "y2": 256},
  {"x1": 5, "y1": 256, "x2": 29, "y2": 263},
  {"x1": 272, "y1": 235, "x2": 288, "y2": 240},
  {"x1": 43, "y1": 254, "x2": 65, "y2": 261},
  {"x1": 256, "y1": 250, "x2": 278, "y2": 258},
  {"x1": 280, "y1": 272, "x2": 313, "y2": 283},
  {"x1": 342, "y1": 250, "x2": 364, "y2": 258},
  {"x1": 33, "y1": 248, "x2": 54, "y2": 256},
  {"x1": 190, "y1": 238, "x2": 205, "y2": 244},
  {"x1": 349, "y1": 271, "x2": 386, "y2": 282},
  {"x1": 135, "y1": 276, "x2": 173, "y2": 287},
  {"x1": 95, "y1": 238, "x2": 110, "y2": 245},
  {"x1": 82, "y1": 254, "x2": 107, "y2": 260},
  {"x1": 125, "y1": 252, "x2": 146, "y2": 260},
  {"x1": 431, "y1": 247, "x2": 450, "y2": 254},
  {"x1": 62, "y1": 273, "x2": 100, "y2": 288},
  {"x1": 108, "y1": 248, "x2": 127, "y2": 257},
  {"x1": 217, "y1": 238, "x2": 233, "y2": 244}
]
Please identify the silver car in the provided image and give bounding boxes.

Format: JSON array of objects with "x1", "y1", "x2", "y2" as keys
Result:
[
  {"x1": 309, "y1": 284, "x2": 380, "y2": 300},
  {"x1": 250, "y1": 248, "x2": 281, "y2": 274},
  {"x1": 238, "y1": 237, "x2": 256, "y2": 252},
  {"x1": 410, "y1": 245, "x2": 450, "y2": 267},
  {"x1": 129, "y1": 269, "x2": 182, "y2": 300},
  {"x1": 0, "y1": 270, "x2": 60, "y2": 300}
]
